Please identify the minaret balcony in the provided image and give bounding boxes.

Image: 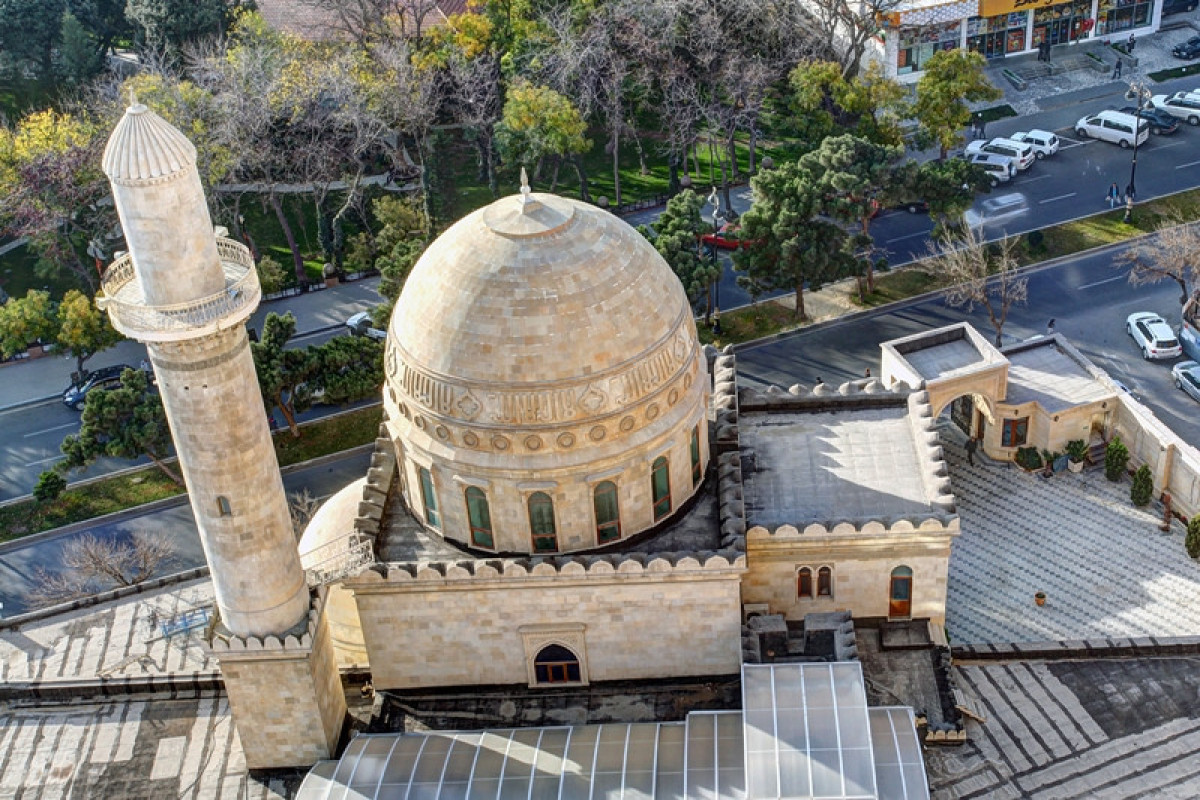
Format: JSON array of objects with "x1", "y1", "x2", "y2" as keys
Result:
[{"x1": 97, "y1": 237, "x2": 260, "y2": 342}]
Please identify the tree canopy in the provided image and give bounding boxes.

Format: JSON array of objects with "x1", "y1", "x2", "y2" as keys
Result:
[
  {"x1": 638, "y1": 189, "x2": 720, "y2": 318},
  {"x1": 911, "y1": 50, "x2": 1001, "y2": 159}
]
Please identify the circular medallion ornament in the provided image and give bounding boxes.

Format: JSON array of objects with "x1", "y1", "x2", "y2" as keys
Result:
[
  {"x1": 646, "y1": 403, "x2": 660, "y2": 421},
  {"x1": 668, "y1": 388, "x2": 679, "y2": 406},
  {"x1": 415, "y1": 415, "x2": 427, "y2": 430},
  {"x1": 524, "y1": 435, "x2": 543, "y2": 451},
  {"x1": 463, "y1": 432, "x2": 480, "y2": 447},
  {"x1": 684, "y1": 372, "x2": 693, "y2": 390},
  {"x1": 619, "y1": 415, "x2": 636, "y2": 432},
  {"x1": 556, "y1": 432, "x2": 576, "y2": 449},
  {"x1": 492, "y1": 435, "x2": 511, "y2": 451},
  {"x1": 399, "y1": 403, "x2": 410, "y2": 419},
  {"x1": 589, "y1": 425, "x2": 607, "y2": 442},
  {"x1": 435, "y1": 425, "x2": 449, "y2": 441}
]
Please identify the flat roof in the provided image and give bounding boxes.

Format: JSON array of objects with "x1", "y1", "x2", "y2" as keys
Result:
[
  {"x1": 1003, "y1": 342, "x2": 1112, "y2": 412},
  {"x1": 901, "y1": 338, "x2": 986, "y2": 382},
  {"x1": 740, "y1": 408, "x2": 935, "y2": 528}
]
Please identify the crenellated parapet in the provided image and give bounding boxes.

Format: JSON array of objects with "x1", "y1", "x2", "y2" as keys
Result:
[
  {"x1": 209, "y1": 590, "x2": 328, "y2": 656},
  {"x1": 352, "y1": 425, "x2": 398, "y2": 545},
  {"x1": 348, "y1": 549, "x2": 745, "y2": 589},
  {"x1": 906, "y1": 389, "x2": 958, "y2": 515},
  {"x1": 746, "y1": 515, "x2": 960, "y2": 542},
  {"x1": 738, "y1": 377, "x2": 915, "y2": 411},
  {"x1": 708, "y1": 345, "x2": 739, "y2": 453}
]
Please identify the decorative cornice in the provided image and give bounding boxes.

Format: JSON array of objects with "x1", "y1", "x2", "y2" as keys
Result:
[{"x1": 746, "y1": 516, "x2": 961, "y2": 542}]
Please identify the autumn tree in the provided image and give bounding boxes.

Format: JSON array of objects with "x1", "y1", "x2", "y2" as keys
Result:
[
  {"x1": 59, "y1": 367, "x2": 181, "y2": 483},
  {"x1": 0, "y1": 290, "x2": 57, "y2": 359},
  {"x1": 789, "y1": 61, "x2": 907, "y2": 149},
  {"x1": 1115, "y1": 209, "x2": 1200, "y2": 304},
  {"x1": 251, "y1": 312, "x2": 318, "y2": 437},
  {"x1": 496, "y1": 80, "x2": 590, "y2": 190},
  {"x1": 55, "y1": 288, "x2": 124, "y2": 377},
  {"x1": 639, "y1": 189, "x2": 721, "y2": 320},
  {"x1": 734, "y1": 159, "x2": 855, "y2": 320},
  {"x1": 923, "y1": 225, "x2": 1028, "y2": 347},
  {"x1": 27, "y1": 531, "x2": 177, "y2": 607},
  {"x1": 911, "y1": 49, "x2": 1001, "y2": 159}
]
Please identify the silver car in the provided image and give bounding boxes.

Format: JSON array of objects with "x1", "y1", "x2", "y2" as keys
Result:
[{"x1": 1173, "y1": 360, "x2": 1200, "y2": 402}]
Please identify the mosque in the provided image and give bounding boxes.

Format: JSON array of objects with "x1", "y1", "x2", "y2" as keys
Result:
[{"x1": 95, "y1": 99, "x2": 1135, "y2": 797}]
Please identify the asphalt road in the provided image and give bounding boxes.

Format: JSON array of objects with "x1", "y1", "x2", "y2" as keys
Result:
[
  {"x1": 0, "y1": 448, "x2": 372, "y2": 616},
  {"x1": 735, "y1": 244, "x2": 1200, "y2": 446},
  {"x1": 0, "y1": 326, "x2": 352, "y2": 502}
]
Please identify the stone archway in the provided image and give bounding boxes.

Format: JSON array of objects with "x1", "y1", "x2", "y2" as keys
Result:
[{"x1": 936, "y1": 392, "x2": 997, "y2": 440}]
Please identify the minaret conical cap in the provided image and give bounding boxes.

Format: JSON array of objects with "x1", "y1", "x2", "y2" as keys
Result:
[{"x1": 102, "y1": 102, "x2": 197, "y2": 183}]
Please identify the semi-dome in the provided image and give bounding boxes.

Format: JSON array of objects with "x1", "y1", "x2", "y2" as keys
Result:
[{"x1": 383, "y1": 186, "x2": 709, "y2": 556}]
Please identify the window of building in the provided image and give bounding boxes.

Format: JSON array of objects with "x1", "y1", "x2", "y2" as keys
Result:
[
  {"x1": 889, "y1": 566, "x2": 914, "y2": 618},
  {"x1": 690, "y1": 426, "x2": 702, "y2": 486},
  {"x1": 797, "y1": 567, "x2": 813, "y2": 598},
  {"x1": 465, "y1": 487, "x2": 493, "y2": 549},
  {"x1": 651, "y1": 456, "x2": 672, "y2": 521},
  {"x1": 1001, "y1": 417, "x2": 1029, "y2": 448},
  {"x1": 528, "y1": 492, "x2": 558, "y2": 553},
  {"x1": 966, "y1": 13, "x2": 1027, "y2": 60},
  {"x1": 1097, "y1": 0, "x2": 1152, "y2": 37},
  {"x1": 898, "y1": 21, "x2": 962, "y2": 75},
  {"x1": 533, "y1": 644, "x2": 581, "y2": 684},
  {"x1": 818, "y1": 566, "x2": 833, "y2": 597},
  {"x1": 418, "y1": 467, "x2": 440, "y2": 528},
  {"x1": 216, "y1": 496, "x2": 231, "y2": 517},
  {"x1": 593, "y1": 481, "x2": 621, "y2": 544}
]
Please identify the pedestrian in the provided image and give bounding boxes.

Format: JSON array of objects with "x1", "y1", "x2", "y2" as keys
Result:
[
  {"x1": 975, "y1": 113, "x2": 986, "y2": 140},
  {"x1": 1044, "y1": 40, "x2": 1051, "y2": 63},
  {"x1": 1107, "y1": 182, "x2": 1120, "y2": 208},
  {"x1": 1046, "y1": 318, "x2": 1056, "y2": 335},
  {"x1": 1112, "y1": 59, "x2": 1122, "y2": 79},
  {"x1": 864, "y1": 367, "x2": 872, "y2": 378},
  {"x1": 1125, "y1": 183, "x2": 1136, "y2": 203},
  {"x1": 1128, "y1": 32, "x2": 1136, "y2": 53},
  {"x1": 965, "y1": 437, "x2": 978, "y2": 467}
]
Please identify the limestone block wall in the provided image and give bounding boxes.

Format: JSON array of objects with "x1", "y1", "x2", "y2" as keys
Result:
[
  {"x1": 347, "y1": 554, "x2": 745, "y2": 689},
  {"x1": 150, "y1": 326, "x2": 309, "y2": 637},
  {"x1": 1113, "y1": 391, "x2": 1200, "y2": 519},
  {"x1": 743, "y1": 527, "x2": 957, "y2": 626},
  {"x1": 983, "y1": 400, "x2": 1110, "y2": 463},
  {"x1": 211, "y1": 593, "x2": 346, "y2": 769}
]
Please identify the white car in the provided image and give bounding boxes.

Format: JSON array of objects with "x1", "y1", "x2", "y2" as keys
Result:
[
  {"x1": 346, "y1": 311, "x2": 387, "y2": 341},
  {"x1": 1126, "y1": 312, "x2": 1183, "y2": 360},
  {"x1": 965, "y1": 138, "x2": 1036, "y2": 171},
  {"x1": 963, "y1": 193, "x2": 1029, "y2": 232},
  {"x1": 962, "y1": 152, "x2": 1016, "y2": 187},
  {"x1": 1173, "y1": 361, "x2": 1200, "y2": 402},
  {"x1": 1150, "y1": 92, "x2": 1200, "y2": 125},
  {"x1": 1010, "y1": 129, "x2": 1059, "y2": 159}
]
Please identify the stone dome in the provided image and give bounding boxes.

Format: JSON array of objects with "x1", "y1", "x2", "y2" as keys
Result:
[{"x1": 383, "y1": 188, "x2": 709, "y2": 555}]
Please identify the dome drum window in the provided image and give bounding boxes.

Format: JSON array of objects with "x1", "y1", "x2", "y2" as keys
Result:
[
  {"x1": 528, "y1": 492, "x2": 558, "y2": 553},
  {"x1": 418, "y1": 467, "x2": 440, "y2": 529},
  {"x1": 593, "y1": 481, "x2": 622, "y2": 544},
  {"x1": 465, "y1": 487, "x2": 493, "y2": 549},
  {"x1": 651, "y1": 457, "x2": 672, "y2": 521}
]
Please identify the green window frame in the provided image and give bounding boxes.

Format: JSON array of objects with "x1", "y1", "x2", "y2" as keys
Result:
[
  {"x1": 690, "y1": 425, "x2": 702, "y2": 486},
  {"x1": 528, "y1": 492, "x2": 558, "y2": 553},
  {"x1": 651, "y1": 456, "x2": 671, "y2": 521},
  {"x1": 593, "y1": 481, "x2": 621, "y2": 544},
  {"x1": 465, "y1": 486, "x2": 493, "y2": 549},
  {"x1": 418, "y1": 467, "x2": 439, "y2": 528}
]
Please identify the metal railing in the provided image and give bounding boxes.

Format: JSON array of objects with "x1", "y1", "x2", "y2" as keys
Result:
[{"x1": 303, "y1": 534, "x2": 375, "y2": 588}]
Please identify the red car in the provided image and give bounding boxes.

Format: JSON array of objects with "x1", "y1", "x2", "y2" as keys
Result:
[{"x1": 700, "y1": 223, "x2": 744, "y2": 250}]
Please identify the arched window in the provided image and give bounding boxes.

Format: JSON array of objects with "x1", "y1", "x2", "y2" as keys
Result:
[
  {"x1": 889, "y1": 566, "x2": 913, "y2": 618},
  {"x1": 690, "y1": 425, "x2": 702, "y2": 486},
  {"x1": 593, "y1": 481, "x2": 621, "y2": 543},
  {"x1": 818, "y1": 566, "x2": 833, "y2": 597},
  {"x1": 216, "y1": 496, "x2": 232, "y2": 517},
  {"x1": 528, "y1": 492, "x2": 558, "y2": 553},
  {"x1": 418, "y1": 467, "x2": 440, "y2": 528},
  {"x1": 797, "y1": 567, "x2": 813, "y2": 598},
  {"x1": 651, "y1": 457, "x2": 672, "y2": 521},
  {"x1": 464, "y1": 487, "x2": 493, "y2": 549},
  {"x1": 533, "y1": 644, "x2": 581, "y2": 684}
]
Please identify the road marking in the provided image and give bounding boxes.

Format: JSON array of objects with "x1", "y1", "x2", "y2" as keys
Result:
[
  {"x1": 1152, "y1": 140, "x2": 1188, "y2": 150},
  {"x1": 25, "y1": 454, "x2": 65, "y2": 466},
  {"x1": 23, "y1": 422, "x2": 77, "y2": 438},
  {"x1": 1039, "y1": 192, "x2": 1077, "y2": 204},
  {"x1": 885, "y1": 231, "x2": 928, "y2": 244},
  {"x1": 1078, "y1": 275, "x2": 1126, "y2": 290},
  {"x1": 1014, "y1": 173, "x2": 1052, "y2": 183},
  {"x1": 1175, "y1": 159, "x2": 1200, "y2": 169}
]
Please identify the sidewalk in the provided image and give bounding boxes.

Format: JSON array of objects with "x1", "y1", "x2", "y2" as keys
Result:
[{"x1": 0, "y1": 276, "x2": 383, "y2": 412}]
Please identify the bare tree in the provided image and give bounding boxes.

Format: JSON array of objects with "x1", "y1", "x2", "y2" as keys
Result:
[
  {"x1": 27, "y1": 532, "x2": 177, "y2": 608},
  {"x1": 924, "y1": 225, "x2": 1028, "y2": 347},
  {"x1": 1115, "y1": 211, "x2": 1200, "y2": 305},
  {"x1": 803, "y1": 0, "x2": 907, "y2": 77},
  {"x1": 290, "y1": 490, "x2": 324, "y2": 539},
  {"x1": 299, "y1": 0, "x2": 444, "y2": 44}
]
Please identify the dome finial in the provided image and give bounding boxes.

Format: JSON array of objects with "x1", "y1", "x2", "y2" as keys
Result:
[{"x1": 518, "y1": 166, "x2": 539, "y2": 213}]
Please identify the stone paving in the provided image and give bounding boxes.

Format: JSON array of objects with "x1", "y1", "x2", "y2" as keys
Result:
[{"x1": 941, "y1": 423, "x2": 1197, "y2": 645}]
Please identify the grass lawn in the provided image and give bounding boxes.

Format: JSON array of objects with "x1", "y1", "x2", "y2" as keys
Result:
[
  {"x1": 697, "y1": 302, "x2": 801, "y2": 349},
  {"x1": 0, "y1": 404, "x2": 385, "y2": 543},
  {"x1": 0, "y1": 241, "x2": 91, "y2": 301},
  {"x1": 851, "y1": 268, "x2": 942, "y2": 309}
]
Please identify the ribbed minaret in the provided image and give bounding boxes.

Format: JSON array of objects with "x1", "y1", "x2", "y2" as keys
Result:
[{"x1": 100, "y1": 102, "x2": 344, "y2": 768}]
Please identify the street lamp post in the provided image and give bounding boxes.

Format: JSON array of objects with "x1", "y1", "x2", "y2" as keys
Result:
[{"x1": 1124, "y1": 80, "x2": 1151, "y2": 224}]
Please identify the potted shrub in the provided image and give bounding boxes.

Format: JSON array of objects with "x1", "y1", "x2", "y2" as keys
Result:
[
  {"x1": 1130, "y1": 464, "x2": 1153, "y2": 506},
  {"x1": 1066, "y1": 439, "x2": 1088, "y2": 472},
  {"x1": 1034, "y1": 591, "x2": 1047, "y2": 607},
  {"x1": 1105, "y1": 437, "x2": 1130, "y2": 481},
  {"x1": 1015, "y1": 446, "x2": 1043, "y2": 472},
  {"x1": 1187, "y1": 516, "x2": 1200, "y2": 559}
]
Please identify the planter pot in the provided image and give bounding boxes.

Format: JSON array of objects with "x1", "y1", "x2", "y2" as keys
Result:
[
  {"x1": 1035, "y1": 592, "x2": 1047, "y2": 607},
  {"x1": 1068, "y1": 459, "x2": 1084, "y2": 473}
]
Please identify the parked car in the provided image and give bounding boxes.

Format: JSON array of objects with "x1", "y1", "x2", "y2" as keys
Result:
[
  {"x1": 1075, "y1": 110, "x2": 1150, "y2": 147},
  {"x1": 965, "y1": 138, "x2": 1036, "y2": 171},
  {"x1": 1165, "y1": 0, "x2": 1198, "y2": 15},
  {"x1": 62, "y1": 364, "x2": 135, "y2": 409},
  {"x1": 962, "y1": 152, "x2": 1016, "y2": 187},
  {"x1": 1009, "y1": 129, "x2": 1059, "y2": 159},
  {"x1": 345, "y1": 311, "x2": 387, "y2": 341},
  {"x1": 1173, "y1": 35, "x2": 1200, "y2": 59},
  {"x1": 1117, "y1": 105, "x2": 1180, "y2": 135},
  {"x1": 963, "y1": 193, "x2": 1029, "y2": 232},
  {"x1": 1173, "y1": 361, "x2": 1200, "y2": 402},
  {"x1": 1150, "y1": 92, "x2": 1200, "y2": 125},
  {"x1": 1126, "y1": 312, "x2": 1183, "y2": 360},
  {"x1": 700, "y1": 222, "x2": 744, "y2": 250}
]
